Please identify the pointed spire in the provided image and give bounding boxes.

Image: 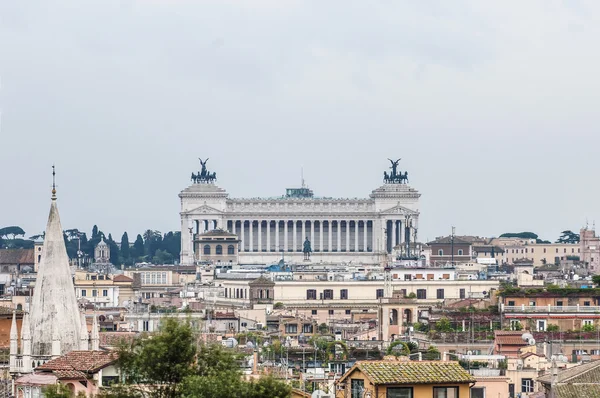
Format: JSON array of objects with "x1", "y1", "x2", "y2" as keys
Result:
[
  {"x1": 10, "y1": 311, "x2": 18, "y2": 340},
  {"x1": 21, "y1": 311, "x2": 31, "y2": 341},
  {"x1": 80, "y1": 313, "x2": 89, "y2": 351},
  {"x1": 30, "y1": 179, "x2": 81, "y2": 357},
  {"x1": 91, "y1": 313, "x2": 100, "y2": 351},
  {"x1": 21, "y1": 312, "x2": 32, "y2": 373},
  {"x1": 51, "y1": 164, "x2": 57, "y2": 200}
]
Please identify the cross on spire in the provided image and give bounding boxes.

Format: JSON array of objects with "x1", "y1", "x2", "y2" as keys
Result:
[{"x1": 51, "y1": 164, "x2": 57, "y2": 200}]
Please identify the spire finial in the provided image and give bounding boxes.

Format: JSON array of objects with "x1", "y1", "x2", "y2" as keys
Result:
[{"x1": 51, "y1": 164, "x2": 57, "y2": 200}]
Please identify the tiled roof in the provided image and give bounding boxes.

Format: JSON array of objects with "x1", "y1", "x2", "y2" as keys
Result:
[
  {"x1": 348, "y1": 360, "x2": 475, "y2": 385},
  {"x1": 427, "y1": 236, "x2": 471, "y2": 245},
  {"x1": 53, "y1": 370, "x2": 88, "y2": 380},
  {"x1": 112, "y1": 274, "x2": 133, "y2": 282},
  {"x1": 36, "y1": 350, "x2": 117, "y2": 373},
  {"x1": 0, "y1": 249, "x2": 34, "y2": 265},
  {"x1": 494, "y1": 331, "x2": 528, "y2": 346},
  {"x1": 99, "y1": 332, "x2": 137, "y2": 347},
  {"x1": 538, "y1": 360, "x2": 600, "y2": 385}
]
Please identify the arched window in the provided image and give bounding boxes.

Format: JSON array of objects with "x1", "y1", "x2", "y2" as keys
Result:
[
  {"x1": 203, "y1": 245, "x2": 211, "y2": 255},
  {"x1": 216, "y1": 245, "x2": 223, "y2": 255},
  {"x1": 228, "y1": 245, "x2": 235, "y2": 255},
  {"x1": 457, "y1": 249, "x2": 464, "y2": 256},
  {"x1": 16, "y1": 304, "x2": 23, "y2": 311},
  {"x1": 438, "y1": 249, "x2": 443, "y2": 256}
]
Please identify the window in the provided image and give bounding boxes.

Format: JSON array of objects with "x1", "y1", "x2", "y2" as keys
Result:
[
  {"x1": 340, "y1": 289, "x2": 348, "y2": 300},
  {"x1": 350, "y1": 379, "x2": 364, "y2": 398},
  {"x1": 203, "y1": 245, "x2": 211, "y2": 255},
  {"x1": 557, "y1": 300, "x2": 563, "y2": 306},
  {"x1": 436, "y1": 289, "x2": 444, "y2": 299},
  {"x1": 459, "y1": 289, "x2": 465, "y2": 299},
  {"x1": 216, "y1": 245, "x2": 223, "y2": 255},
  {"x1": 306, "y1": 289, "x2": 317, "y2": 300},
  {"x1": 328, "y1": 309, "x2": 334, "y2": 315},
  {"x1": 434, "y1": 387, "x2": 458, "y2": 398},
  {"x1": 81, "y1": 290, "x2": 87, "y2": 297},
  {"x1": 508, "y1": 300, "x2": 515, "y2": 306},
  {"x1": 583, "y1": 320, "x2": 594, "y2": 326},
  {"x1": 92, "y1": 290, "x2": 97, "y2": 297},
  {"x1": 532, "y1": 248, "x2": 535, "y2": 253},
  {"x1": 142, "y1": 321, "x2": 149, "y2": 332},
  {"x1": 529, "y1": 300, "x2": 536, "y2": 306},
  {"x1": 302, "y1": 324, "x2": 313, "y2": 333},
  {"x1": 427, "y1": 274, "x2": 434, "y2": 280},
  {"x1": 387, "y1": 387, "x2": 413, "y2": 398},
  {"x1": 404, "y1": 274, "x2": 412, "y2": 280},
  {"x1": 457, "y1": 249, "x2": 463, "y2": 256},
  {"x1": 285, "y1": 324, "x2": 298, "y2": 334},
  {"x1": 584, "y1": 301, "x2": 591, "y2": 306},
  {"x1": 311, "y1": 309, "x2": 317, "y2": 315},
  {"x1": 471, "y1": 387, "x2": 485, "y2": 398},
  {"x1": 345, "y1": 309, "x2": 351, "y2": 315},
  {"x1": 227, "y1": 245, "x2": 235, "y2": 255},
  {"x1": 376, "y1": 289, "x2": 384, "y2": 299},
  {"x1": 442, "y1": 274, "x2": 450, "y2": 280},
  {"x1": 537, "y1": 320, "x2": 546, "y2": 331},
  {"x1": 544, "y1": 248, "x2": 547, "y2": 253},
  {"x1": 323, "y1": 289, "x2": 334, "y2": 300},
  {"x1": 417, "y1": 289, "x2": 426, "y2": 299},
  {"x1": 438, "y1": 249, "x2": 443, "y2": 256},
  {"x1": 521, "y1": 378, "x2": 534, "y2": 393},
  {"x1": 103, "y1": 290, "x2": 108, "y2": 297}
]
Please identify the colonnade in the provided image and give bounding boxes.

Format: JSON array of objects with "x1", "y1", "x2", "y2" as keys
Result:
[{"x1": 227, "y1": 220, "x2": 375, "y2": 253}]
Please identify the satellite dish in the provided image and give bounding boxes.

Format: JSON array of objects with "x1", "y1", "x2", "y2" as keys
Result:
[
  {"x1": 521, "y1": 333, "x2": 533, "y2": 342},
  {"x1": 246, "y1": 341, "x2": 254, "y2": 349},
  {"x1": 528, "y1": 338, "x2": 536, "y2": 345},
  {"x1": 312, "y1": 390, "x2": 327, "y2": 398},
  {"x1": 467, "y1": 351, "x2": 473, "y2": 355}
]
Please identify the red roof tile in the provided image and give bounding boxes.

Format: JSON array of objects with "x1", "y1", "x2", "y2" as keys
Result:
[
  {"x1": 36, "y1": 350, "x2": 117, "y2": 373},
  {"x1": 0, "y1": 249, "x2": 34, "y2": 265},
  {"x1": 113, "y1": 274, "x2": 133, "y2": 282}
]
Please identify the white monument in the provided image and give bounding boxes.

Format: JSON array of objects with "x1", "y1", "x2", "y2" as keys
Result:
[{"x1": 180, "y1": 158, "x2": 421, "y2": 265}]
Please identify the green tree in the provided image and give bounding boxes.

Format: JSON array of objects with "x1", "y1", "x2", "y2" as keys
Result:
[
  {"x1": 120, "y1": 232, "x2": 131, "y2": 262},
  {"x1": 0, "y1": 226, "x2": 26, "y2": 239},
  {"x1": 436, "y1": 317, "x2": 453, "y2": 332},
  {"x1": 499, "y1": 232, "x2": 538, "y2": 240},
  {"x1": 118, "y1": 318, "x2": 197, "y2": 398},
  {"x1": 593, "y1": 275, "x2": 600, "y2": 287},
  {"x1": 153, "y1": 249, "x2": 174, "y2": 265},
  {"x1": 132, "y1": 234, "x2": 145, "y2": 260},
  {"x1": 107, "y1": 233, "x2": 121, "y2": 266},
  {"x1": 557, "y1": 230, "x2": 580, "y2": 244},
  {"x1": 43, "y1": 384, "x2": 86, "y2": 397}
]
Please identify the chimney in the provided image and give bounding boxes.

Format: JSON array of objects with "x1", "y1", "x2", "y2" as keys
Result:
[{"x1": 252, "y1": 350, "x2": 258, "y2": 375}]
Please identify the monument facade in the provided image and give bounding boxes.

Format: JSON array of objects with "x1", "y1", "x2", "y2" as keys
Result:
[{"x1": 179, "y1": 159, "x2": 421, "y2": 264}]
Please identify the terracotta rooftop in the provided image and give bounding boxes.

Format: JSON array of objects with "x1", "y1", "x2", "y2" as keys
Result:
[
  {"x1": 342, "y1": 360, "x2": 475, "y2": 385},
  {"x1": 494, "y1": 331, "x2": 529, "y2": 346},
  {"x1": 0, "y1": 249, "x2": 34, "y2": 265},
  {"x1": 112, "y1": 274, "x2": 133, "y2": 282},
  {"x1": 99, "y1": 331, "x2": 137, "y2": 347},
  {"x1": 36, "y1": 350, "x2": 117, "y2": 374}
]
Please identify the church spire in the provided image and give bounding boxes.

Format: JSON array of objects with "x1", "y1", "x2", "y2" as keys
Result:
[
  {"x1": 29, "y1": 178, "x2": 81, "y2": 357},
  {"x1": 91, "y1": 313, "x2": 100, "y2": 351}
]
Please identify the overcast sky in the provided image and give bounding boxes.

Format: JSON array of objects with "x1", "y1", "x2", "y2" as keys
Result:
[{"x1": 1, "y1": 0, "x2": 599, "y2": 243}]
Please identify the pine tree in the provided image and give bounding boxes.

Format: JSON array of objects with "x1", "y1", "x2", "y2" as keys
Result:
[
  {"x1": 133, "y1": 234, "x2": 144, "y2": 261},
  {"x1": 120, "y1": 232, "x2": 130, "y2": 261},
  {"x1": 107, "y1": 234, "x2": 120, "y2": 266}
]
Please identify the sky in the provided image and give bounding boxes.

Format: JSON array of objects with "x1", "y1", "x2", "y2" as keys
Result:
[{"x1": 1, "y1": 0, "x2": 599, "y2": 243}]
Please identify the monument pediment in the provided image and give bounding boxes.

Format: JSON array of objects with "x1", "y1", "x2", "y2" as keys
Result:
[
  {"x1": 187, "y1": 204, "x2": 223, "y2": 215},
  {"x1": 380, "y1": 204, "x2": 418, "y2": 215}
]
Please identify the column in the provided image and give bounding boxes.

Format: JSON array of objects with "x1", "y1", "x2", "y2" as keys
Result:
[
  {"x1": 302, "y1": 220, "x2": 306, "y2": 246},
  {"x1": 249, "y1": 221, "x2": 254, "y2": 252},
  {"x1": 240, "y1": 221, "x2": 245, "y2": 252},
  {"x1": 275, "y1": 221, "x2": 280, "y2": 252},
  {"x1": 284, "y1": 221, "x2": 288, "y2": 252},
  {"x1": 399, "y1": 220, "x2": 404, "y2": 245},
  {"x1": 328, "y1": 220, "x2": 333, "y2": 252},
  {"x1": 363, "y1": 221, "x2": 368, "y2": 252},
  {"x1": 232, "y1": 220, "x2": 237, "y2": 235},
  {"x1": 337, "y1": 221, "x2": 341, "y2": 252},
  {"x1": 319, "y1": 221, "x2": 324, "y2": 252},
  {"x1": 346, "y1": 220, "x2": 350, "y2": 253},
  {"x1": 293, "y1": 221, "x2": 298, "y2": 252},
  {"x1": 355, "y1": 220, "x2": 359, "y2": 252},
  {"x1": 266, "y1": 221, "x2": 271, "y2": 252},
  {"x1": 310, "y1": 221, "x2": 315, "y2": 247},
  {"x1": 391, "y1": 220, "x2": 396, "y2": 250},
  {"x1": 258, "y1": 221, "x2": 262, "y2": 252}
]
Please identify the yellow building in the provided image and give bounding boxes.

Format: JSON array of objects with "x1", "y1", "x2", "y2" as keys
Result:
[{"x1": 336, "y1": 358, "x2": 475, "y2": 398}]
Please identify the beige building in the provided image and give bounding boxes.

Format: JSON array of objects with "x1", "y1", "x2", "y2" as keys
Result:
[
  {"x1": 74, "y1": 271, "x2": 139, "y2": 307},
  {"x1": 124, "y1": 265, "x2": 197, "y2": 299},
  {"x1": 478, "y1": 240, "x2": 580, "y2": 266},
  {"x1": 195, "y1": 229, "x2": 240, "y2": 264}
]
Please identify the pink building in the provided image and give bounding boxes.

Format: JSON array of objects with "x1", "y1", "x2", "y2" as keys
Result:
[{"x1": 580, "y1": 227, "x2": 600, "y2": 273}]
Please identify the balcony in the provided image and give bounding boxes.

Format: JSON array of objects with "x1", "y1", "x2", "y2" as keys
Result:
[
  {"x1": 502, "y1": 304, "x2": 600, "y2": 313},
  {"x1": 469, "y1": 368, "x2": 505, "y2": 377}
]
